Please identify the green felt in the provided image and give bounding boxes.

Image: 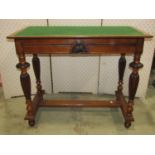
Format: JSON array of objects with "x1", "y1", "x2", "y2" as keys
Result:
[{"x1": 15, "y1": 26, "x2": 144, "y2": 37}]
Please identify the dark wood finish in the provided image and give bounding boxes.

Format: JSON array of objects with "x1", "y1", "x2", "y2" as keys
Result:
[
  {"x1": 117, "y1": 53, "x2": 126, "y2": 93},
  {"x1": 14, "y1": 38, "x2": 139, "y2": 44},
  {"x1": 116, "y1": 91, "x2": 127, "y2": 119},
  {"x1": 116, "y1": 91, "x2": 134, "y2": 123},
  {"x1": 151, "y1": 49, "x2": 155, "y2": 87},
  {"x1": 15, "y1": 41, "x2": 35, "y2": 126},
  {"x1": 7, "y1": 33, "x2": 152, "y2": 39},
  {"x1": 16, "y1": 38, "x2": 142, "y2": 55},
  {"x1": 20, "y1": 73, "x2": 31, "y2": 100},
  {"x1": 151, "y1": 49, "x2": 155, "y2": 69},
  {"x1": 0, "y1": 74, "x2": 2, "y2": 87},
  {"x1": 125, "y1": 50, "x2": 144, "y2": 128},
  {"x1": 18, "y1": 66, "x2": 34, "y2": 124},
  {"x1": 32, "y1": 54, "x2": 42, "y2": 94},
  {"x1": 8, "y1": 29, "x2": 152, "y2": 128},
  {"x1": 40, "y1": 100, "x2": 120, "y2": 108}
]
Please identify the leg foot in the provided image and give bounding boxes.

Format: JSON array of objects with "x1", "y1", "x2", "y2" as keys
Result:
[
  {"x1": 28, "y1": 120, "x2": 35, "y2": 127},
  {"x1": 124, "y1": 121, "x2": 131, "y2": 128}
]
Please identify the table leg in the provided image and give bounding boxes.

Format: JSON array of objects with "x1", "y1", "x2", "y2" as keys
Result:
[
  {"x1": 125, "y1": 53, "x2": 143, "y2": 128},
  {"x1": 117, "y1": 53, "x2": 126, "y2": 94},
  {"x1": 32, "y1": 54, "x2": 43, "y2": 94},
  {"x1": 16, "y1": 53, "x2": 35, "y2": 127}
]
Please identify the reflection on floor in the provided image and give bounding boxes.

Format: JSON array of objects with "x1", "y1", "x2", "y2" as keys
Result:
[{"x1": 0, "y1": 85, "x2": 154, "y2": 134}]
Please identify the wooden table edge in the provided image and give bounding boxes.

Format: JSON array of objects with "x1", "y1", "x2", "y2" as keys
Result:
[{"x1": 7, "y1": 34, "x2": 153, "y2": 39}]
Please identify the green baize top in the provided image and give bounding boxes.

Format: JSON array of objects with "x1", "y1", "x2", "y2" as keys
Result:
[{"x1": 15, "y1": 26, "x2": 144, "y2": 37}]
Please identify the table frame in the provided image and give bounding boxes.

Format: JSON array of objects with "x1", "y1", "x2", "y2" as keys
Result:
[{"x1": 8, "y1": 33, "x2": 152, "y2": 128}]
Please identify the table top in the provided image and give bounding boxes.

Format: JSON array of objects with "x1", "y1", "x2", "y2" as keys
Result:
[{"x1": 7, "y1": 26, "x2": 152, "y2": 39}]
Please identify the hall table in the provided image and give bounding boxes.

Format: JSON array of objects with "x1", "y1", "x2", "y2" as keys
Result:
[{"x1": 7, "y1": 26, "x2": 152, "y2": 128}]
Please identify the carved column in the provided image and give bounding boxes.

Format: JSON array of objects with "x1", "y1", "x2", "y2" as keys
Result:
[
  {"x1": 32, "y1": 54, "x2": 42, "y2": 94},
  {"x1": 117, "y1": 53, "x2": 126, "y2": 93},
  {"x1": 125, "y1": 52, "x2": 143, "y2": 128},
  {"x1": 16, "y1": 53, "x2": 35, "y2": 126}
]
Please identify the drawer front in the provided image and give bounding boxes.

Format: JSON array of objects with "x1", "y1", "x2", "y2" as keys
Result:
[
  {"x1": 23, "y1": 44, "x2": 72, "y2": 54},
  {"x1": 21, "y1": 38, "x2": 139, "y2": 55}
]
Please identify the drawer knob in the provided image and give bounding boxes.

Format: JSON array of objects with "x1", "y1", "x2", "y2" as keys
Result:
[{"x1": 71, "y1": 40, "x2": 87, "y2": 54}]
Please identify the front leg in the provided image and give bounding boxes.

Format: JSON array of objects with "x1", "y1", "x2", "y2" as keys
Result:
[
  {"x1": 16, "y1": 53, "x2": 35, "y2": 127},
  {"x1": 125, "y1": 52, "x2": 143, "y2": 128}
]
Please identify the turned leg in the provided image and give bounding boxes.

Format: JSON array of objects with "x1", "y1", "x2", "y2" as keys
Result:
[
  {"x1": 125, "y1": 53, "x2": 143, "y2": 128},
  {"x1": 117, "y1": 53, "x2": 126, "y2": 93},
  {"x1": 16, "y1": 53, "x2": 35, "y2": 127},
  {"x1": 32, "y1": 54, "x2": 43, "y2": 94}
]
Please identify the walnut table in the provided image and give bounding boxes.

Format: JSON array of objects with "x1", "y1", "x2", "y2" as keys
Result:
[{"x1": 7, "y1": 26, "x2": 152, "y2": 128}]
